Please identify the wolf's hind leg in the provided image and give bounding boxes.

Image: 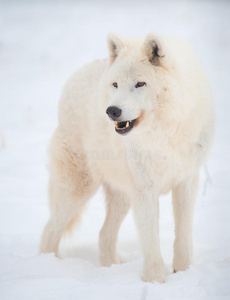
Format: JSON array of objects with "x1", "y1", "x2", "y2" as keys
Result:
[
  {"x1": 99, "y1": 185, "x2": 130, "y2": 266},
  {"x1": 40, "y1": 131, "x2": 99, "y2": 256},
  {"x1": 40, "y1": 176, "x2": 99, "y2": 256}
]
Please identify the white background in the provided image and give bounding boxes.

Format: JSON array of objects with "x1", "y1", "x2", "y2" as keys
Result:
[{"x1": 0, "y1": 0, "x2": 230, "y2": 299}]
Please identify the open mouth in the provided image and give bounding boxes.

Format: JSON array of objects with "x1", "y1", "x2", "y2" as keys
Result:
[{"x1": 114, "y1": 119, "x2": 137, "y2": 135}]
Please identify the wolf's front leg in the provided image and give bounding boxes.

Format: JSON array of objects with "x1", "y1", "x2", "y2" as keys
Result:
[
  {"x1": 132, "y1": 188, "x2": 165, "y2": 283},
  {"x1": 172, "y1": 174, "x2": 199, "y2": 273}
]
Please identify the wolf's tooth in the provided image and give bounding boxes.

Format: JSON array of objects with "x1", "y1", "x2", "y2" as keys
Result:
[
  {"x1": 126, "y1": 121, "x2": 129, "y2": 128},
  {"x1": 114, "y1": 122, "x2": 119, "y2": 128}
]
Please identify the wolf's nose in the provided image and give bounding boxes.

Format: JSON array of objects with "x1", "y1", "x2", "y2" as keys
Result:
[{"x1": 106, "y1": 106, "x2": 122, "y2": 120}]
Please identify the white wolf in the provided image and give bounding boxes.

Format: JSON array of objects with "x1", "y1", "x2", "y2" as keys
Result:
[{"x1": 40, "y1": 33, "x2": 215, "y2": 283}]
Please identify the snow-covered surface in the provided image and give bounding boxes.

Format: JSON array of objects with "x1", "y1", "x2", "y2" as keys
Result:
[{"x1": 0, "y1": 0, "x2": 230, "y2": 299}]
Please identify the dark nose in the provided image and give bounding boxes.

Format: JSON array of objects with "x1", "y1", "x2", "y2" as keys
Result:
[{"x1": 106, "y1": 106, "x2": 122, "y2": 120}]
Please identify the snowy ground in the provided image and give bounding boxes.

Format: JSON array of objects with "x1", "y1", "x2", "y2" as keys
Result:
[{"x1": 0, "y1": 0, "x2": 230, "y2": 299}]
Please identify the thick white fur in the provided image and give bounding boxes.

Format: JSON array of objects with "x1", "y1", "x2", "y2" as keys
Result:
[{"x1": 40, "y1": 33, "x2": 215, "y2": 283}]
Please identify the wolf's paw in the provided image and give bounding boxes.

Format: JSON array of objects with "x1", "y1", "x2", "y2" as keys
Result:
[
  {"x1": 142, "y1": 262, "x2": 165, "y2": 283},
  {"x1": 100, "y1": 253, "x2": 122, "y2": 267},
  {"x1": 173, "y1": 256, "x2": 192, "y2": 273}
]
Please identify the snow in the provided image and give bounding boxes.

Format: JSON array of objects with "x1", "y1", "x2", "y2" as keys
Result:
[{"x1": 0, "y1": 0, "x2": 230, "y2": 299}]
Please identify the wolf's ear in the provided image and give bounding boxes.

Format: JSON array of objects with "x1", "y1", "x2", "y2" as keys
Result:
[
  {"x1": 107, "y1": 33, "x2": 124, "y2": 64},
  {"x1": 143, "y1": 33, "x2": 165, "y2": 65}
]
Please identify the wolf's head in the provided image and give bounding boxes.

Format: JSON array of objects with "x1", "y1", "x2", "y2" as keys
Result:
[{"x1": 105, "y1": 32, "x2": 170, "y2": 135}]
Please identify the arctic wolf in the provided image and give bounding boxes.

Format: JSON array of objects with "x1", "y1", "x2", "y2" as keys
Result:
[{"x1": 40, "y1": 33, "x2": 215, "y2": 283}]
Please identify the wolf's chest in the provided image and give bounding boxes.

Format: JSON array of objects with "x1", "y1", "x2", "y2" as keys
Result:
[{"x1": 126, "y1": 142, "x2": 197, "y2": 194}]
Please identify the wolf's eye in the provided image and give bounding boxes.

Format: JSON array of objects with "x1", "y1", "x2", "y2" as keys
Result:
[
  {"x1": 135, "y1": 82, "x2": 146, "y2": 88},
  {"x1": 113, "y1": 82, "x2": 118, "y2": 88}
]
